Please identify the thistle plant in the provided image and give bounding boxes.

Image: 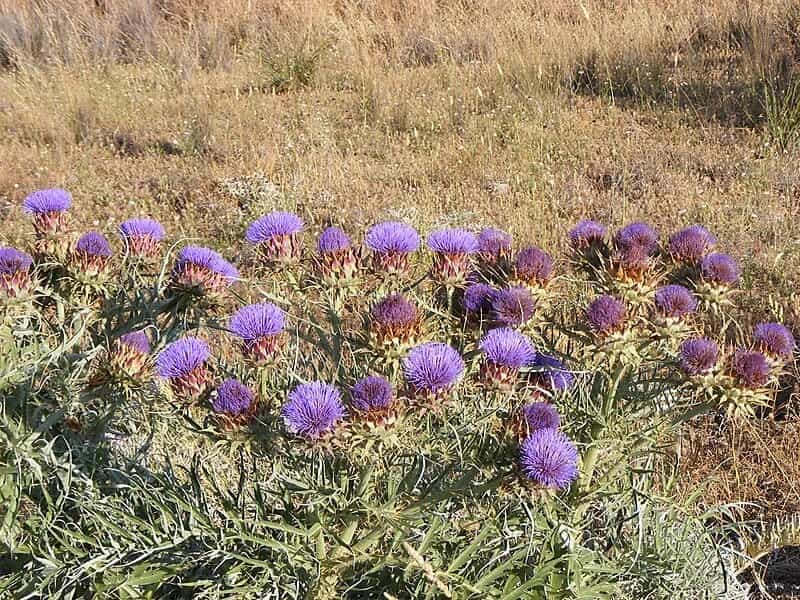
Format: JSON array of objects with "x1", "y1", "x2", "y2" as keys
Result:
[{"x1": 1, "y1": 186, "x2": 788, "y2": 599}]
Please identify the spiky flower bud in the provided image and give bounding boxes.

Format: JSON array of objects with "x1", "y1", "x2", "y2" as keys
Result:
[
  {"x1": 0, "y1": 247, "x2": 34, "y2": 298},
  {"x1": 404, "y1": 342, "x2": 465, "y2": 402},
  {"x1": 315, "y1": 226, "x2": 357, "y2": 283},
  {"x1": 520, "y1": 429, "x2": 579, "y2": 490}
]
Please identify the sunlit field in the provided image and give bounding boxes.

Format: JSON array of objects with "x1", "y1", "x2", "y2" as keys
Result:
[{"x1": 2, "y1": 1, "x2": 800, "y2": 598}]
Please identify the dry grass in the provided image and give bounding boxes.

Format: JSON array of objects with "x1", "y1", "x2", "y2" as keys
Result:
[{"x1": 2, "y1": 0, "x2": 800, "y2": 518}]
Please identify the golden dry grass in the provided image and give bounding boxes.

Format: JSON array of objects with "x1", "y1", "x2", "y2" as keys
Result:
[{"x1": 2, "y1": 0, "x2": 800, "y2": 518}]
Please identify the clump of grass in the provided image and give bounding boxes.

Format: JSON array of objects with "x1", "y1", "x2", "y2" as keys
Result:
[{"x1": 763, "y1": 77, "x2": 800, "y2": 153}]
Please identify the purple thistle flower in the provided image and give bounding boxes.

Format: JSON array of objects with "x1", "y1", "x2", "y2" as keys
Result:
[
  {"x1": 213, "y1": 379, "x2": 256, "y2": 416},
  {"x1": 654, "y1": 284, "x2": 698, "y2": 319},
  {"x1": 478, "y1": 228, "x2": 512, "y2": 260},
  {"x1": 463, "y1": 282, "x2": 496, "y2": 314},
  {"x1": 246, "y1": 211, "x2": 304, "y2": 243},
  {"x1": 317, "y1": 226, "x2": 352, "y2": 254},
  {"x1": 569, "y1": 220, "x2": 607, "y2": 249},
  {"x1": 615, "y1": 222, "x2": 659, "y2": 254},
  {"x1": 351, "y1": 376, "x2": 394, "y2": 413},
  {"x1": 615, "y1": 243, "x2": 652, "y2": 277},
  {"x1": 156, "y1": 337, "x2": 210, "y2": 379},
  {"x1": 23, "y1": 188, "x2": 71, "y2": 236},
  {"x1": 532, "y1": 354, "x2": 575, "y2": 391},
  {"x1": 427, "y1": 229, "x2": 479, "y2": 255},
  {"x1": 0, "y1": 247, "x2": 34, "y2": 297},
  {"x1": 365, "y1": 222, "x2": 420, "y2": 254},
  {"x1": 514, "y1": 246, "x2": 554, "y2": 285},
  {"x1": 521, "y1": 402, "x2": 561, "y2": 432},
  {"x1": 404, "y1": 342, "x2": 465, "y2": 396},
  {"x1": 229, "y1": 302, "x2": 285, "y2": 342},
  {"x1": 479, "y1": 328, "x2": 537, "y2": 369},
  {"x1": 23, "y1": 188, "x2": 72, "y2": 214},
  {"x1": 732, "y1": 349, "x2": 770, "y2": 389},
  {"x1": 282, "y1": 381, "x2": 345, "y2": 440},
  {"x1": 365, "y1": 221, "x2": 420, "y2": 274},
  {"x1": 371, "y1": 293, "x2": 419, "y2": 342},
  {"x1": 119, "y1": 218, "x2": 165, "y2": 241},
  {"x1": 76, "y1": 232, "x2": 112, "y2": 258},
  {"x1": 678, "y1": 338, "x2": 718, "y2": 376},
  {"x1": 172, "y1": 246, "x2": 238, "y2": 293},
  {"x1": 701, "y1": 253, "x2": 740, "y2": 286},
  {"x1": 427, "y1": 229, "x2": 479, "y2": 285},
  {"x1": 586, "y1": 295, "x2": 626, "y2": 334},
  {"x1": 246, "y1": 211, "x2": 304, "y2": 263},
  {"x1": 119, "y1": 331, "x2": 151, "y2": 354},
  {"x1": 229, "y1": 302, "x2": 285, "y2": 363},
  {"x1": 520, "y1": 429, "x2": 579, "y2": 490},
  {"x1": 491, "y1": 286, "x2": 537, "y2": 327},
  {"x1": 316, "y1": 226, "x2": 357, "y2": 281},
  {"x1": 669, "y1": 225, "x2": 716, "y2": 264},
  {"x1": 0, "y1": 247, "x2": 33, "y2": 275},
  {"x1": 754, "y1": 322, "x2": 795, "y2": 360},
  {"x1": 119, "y1": 218, "x2": 165, "y2": 258}
]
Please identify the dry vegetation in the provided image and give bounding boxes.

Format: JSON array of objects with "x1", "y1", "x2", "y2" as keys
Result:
[{"x1": 2, "y1": 0, "x2": 800, "y2": 519}]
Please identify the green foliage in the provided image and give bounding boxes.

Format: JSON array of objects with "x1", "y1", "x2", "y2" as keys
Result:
[{"x1": 763, "y1": 77, "x2": 800, "y2": 153}]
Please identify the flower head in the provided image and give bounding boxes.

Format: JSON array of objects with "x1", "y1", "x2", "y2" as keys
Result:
[
  {"x1": 371, "y1": 293, "x2": 420, "y2": 343},
  {"x1": 679, "y1": 338, "x2": 718, "y2": 376},
  {"x1": 615, "y1": 222, "x2": 659, "y2": 254},
  {"x1": 654, "y1": 284, "x2": 697, "y2": 319},
  {"x1": 172, "y1": 246, "x2": 238, "y2": 294},
  {"x1": 404, "y1": 342, "x2": 465, "y2": 397},
  {"x1": 520, "y1": 429, "x2": 579, "y2": 490},
  {"x1": 317, "y1": 227, "x2": 352, "y2": 253},
  {"x1": 463, "y1": 282, "x2": 496, "y2": 315},
  {"x1": 119, "y1": 331, "x2": 151, "y2": 354},
  {"x1": 478, "y1": 228, "x2": 512, "y2": 261},
  {"x1": 521, "y1": 402, "x2": 561, "y2": 432},
  {"x1": 754, "y1": 322, "x2": 795, "y2": 360},
  {"x1": 365, "y1": 221, "x2": 420, "y2": 274},
  {"x1": 514, "y1": 246, "x2": 554, "y2": 286},
  {"x1": 23, "y1": 188, "x2": 72, "y2": 214},
  {"x1": 351, "y1": 376, "x2": 394, "y2": 413},
  {"x1": 316, "y1": 226, "x2": 357, "y2": 281},
  {"x1": 569, "y1": 220, "x2": 607, "y2": 250},
  {"x1": 156, "y1": 337, "x2": 210, "y2": 379},
  {"x1": 427, "y1": 229, "x2": 479, "y2": 285},
  {"x1": 732, "y1": 349, "x2": 770, "y2": 389},
  {"x1": 108, "y1": 330, "x2": 151, "y2": 381},
  {"x1": 119, "y1": 218, "x2": 165, "y2": 258},
  {"x1": 282, "y1": 382, "x2": 345, "y2": 440},
  {"x1": 479, "y1": 328, "x2": 536, "y2": 369},
  {"x1": 532, "y1": 354, "x2": 575, "y2": 391},
  {"x1": 586, "y1": 295, "x2": 626, "y2": 334},
  {"x1": 75, "y1": 232, "x2": 112, "y2": 258},
  {"x1": 669, "y1": 225, "x2": 716, "y2": 264},
  {"x1": 246, "y1": 211, "x2": 304, "y2": 242},
  {"x1": 426, "y1": 229, "x2": 479, "y2": 255},
  {"x1": 366, "y1": 221, "x2": 420, "y2": 253},
  {"x1": 246, "y1": 211, "x2": 304, "y2": 263},
  {"x1": 156, "y1": 337, "x2": 211, "y2": 400},
  {"x1": 229, "y1": 302, "x2": 285, "y2": 364},
  {"x1": 23, "y1": 188, "x2": 71, "y2": 236},
  {"x1": 701, "y1": 253, "x2": 740, "y2": 286},
  {"x1": 213, "y1": 379, "x2": 256, "y2": 417},
  {"x1": 491, "y1": 286, "x2": 537, "y2": 327},
  {"x1": 0, "y1": 247, "x2": 33, "y2": 297}
]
